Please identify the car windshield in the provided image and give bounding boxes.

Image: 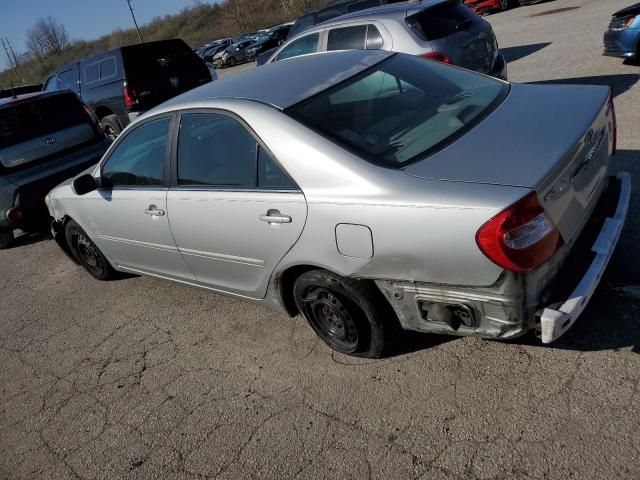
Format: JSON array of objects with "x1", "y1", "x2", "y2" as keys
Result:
[{"x1": 285, "y1": 54, "x2": 508, "y2": 168}]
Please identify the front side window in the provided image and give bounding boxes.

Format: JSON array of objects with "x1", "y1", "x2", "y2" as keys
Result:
[
  {"x1": 43, "y1": 76, "x2": 59, "y2": 91},
  {"x1": 275, "y1": 33, "x2": 320, "y2": 62},
  {"x1": 177, "y1": 113, "x2": 295, "y2": 189},
  {"x1": 102, "y1": 117, "x2": 170, "y2": 187},
  {"x1": 327, "y1": 25, "x2": 367, "y2": 51},
  {"x1": 286, "y1": 54, "x2": 508, "y2": 168},
  {"x1": 59, "y1": 70, "x2": 76, "y2": 90}
]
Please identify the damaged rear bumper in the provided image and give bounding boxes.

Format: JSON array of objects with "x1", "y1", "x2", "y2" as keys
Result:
[{"x1": 539, "y1": 171, "x2": 631, "y2": 343}]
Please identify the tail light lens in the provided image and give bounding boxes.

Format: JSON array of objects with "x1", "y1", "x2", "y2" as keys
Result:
[
  {"x1": 476, "y1": 192, "x2": 564, "y2": 273},
  {"x1": 608, "y1": 92, "x2": 617, "y2": 154},
  {"x1": 419, "y1": 52, "x2": 452, "y2": 64},
  {"x1": 6, "y1": 207, "x2": 23, "y2": 223},
  {"x1": 123, "y1": 83, "x2": 138, "y2": 109}
]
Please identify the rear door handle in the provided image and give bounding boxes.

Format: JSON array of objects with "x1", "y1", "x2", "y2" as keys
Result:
[
  {"x1": 145, "y1": 205, "x2": 165, "y2": 216},
  {"x1": 260, "y1": 209, "x2": 291, "y2": 224}
]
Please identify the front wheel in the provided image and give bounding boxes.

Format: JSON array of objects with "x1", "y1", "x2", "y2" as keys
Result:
[
  {"x1": 65, "y1": 220, "x2": 117, "y2": 280},
  {"x1": 227, "y1": 56, "x2": 237, "y2": 67},
  {"x1": 293, "y1": 269, "x2": 398, "y2": 358}
]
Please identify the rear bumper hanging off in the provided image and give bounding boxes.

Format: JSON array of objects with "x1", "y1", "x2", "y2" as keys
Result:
[{"x1": 539, "y1": 171, "x2": 631, "y2": 343}]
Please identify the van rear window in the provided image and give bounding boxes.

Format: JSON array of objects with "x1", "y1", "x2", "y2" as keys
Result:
[
  {"x1": 406, "y1": 3, "x2": 477, "y2": 41},
  {"x1": 0, "y1": 93, "x2": 91, "y2": 150}
]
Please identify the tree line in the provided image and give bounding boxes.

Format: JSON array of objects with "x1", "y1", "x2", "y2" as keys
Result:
[{"x1": 0, "y1": 0, "x2": 326, "y2": 89}]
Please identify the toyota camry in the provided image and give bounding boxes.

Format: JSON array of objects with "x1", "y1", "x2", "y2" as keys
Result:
[{"x1": 46, "y1": 50, "x2": 630, "y2": 358}]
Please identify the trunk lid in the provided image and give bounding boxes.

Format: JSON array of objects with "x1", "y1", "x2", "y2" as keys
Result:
[{"x1": 405, "y1": 83, "x2": 614, "y2": 242}]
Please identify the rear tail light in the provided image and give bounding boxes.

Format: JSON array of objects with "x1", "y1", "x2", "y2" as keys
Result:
[
  {"x1": 608, "y1": 92, "x2": 617, "y2": 154},
  {"x1": 476, "y1": 192, "x2": 564, "y2": 273},
  {"x1": 123, "y1": 83, "x2": 138, "y2": 109},
  {"x1": 419, "y1": 52, "x2": 452, "y2": 64},
  {"x1": 6, "y1": 207, "x2": 23, "y2": 224}
]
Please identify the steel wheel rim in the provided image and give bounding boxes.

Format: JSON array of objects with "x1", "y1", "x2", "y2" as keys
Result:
[
  {"x1": 300, "y1": 287, "x2": 359, "y2": 352},
  {"x1": 75, "y1": 234, "x2": 102, "y2": 271},
  {"x1": 104, "y1": 125, "x2": 117, "y2": 141}
]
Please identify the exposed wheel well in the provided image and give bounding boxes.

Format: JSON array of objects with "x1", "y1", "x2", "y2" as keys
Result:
[
  {"x1": 279, "y1": 265, "x2": 319, "y2": 316},
  {"x1": 94, "y1": 106, "x2": 114, "y2": 121}
]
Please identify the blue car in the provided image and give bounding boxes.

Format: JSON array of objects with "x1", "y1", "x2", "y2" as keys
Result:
[{"x1": 604, "y1": 3, "x2": 640, "y2": 62}]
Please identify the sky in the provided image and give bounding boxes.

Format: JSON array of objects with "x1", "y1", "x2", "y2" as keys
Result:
[{"x1": 0, "y1": 0, "x2": 217, "y2": 68}]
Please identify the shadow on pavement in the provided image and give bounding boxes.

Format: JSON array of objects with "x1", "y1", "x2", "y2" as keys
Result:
[
  {"x1": 6, "y1": 231, "x2": 49, "y2": 249},
  {"x1": 501, "y1": 42, "x2": 551, "y2": 63},
  {"x1": 527, "y1": 74, "x2": 640, "y2": 98}
]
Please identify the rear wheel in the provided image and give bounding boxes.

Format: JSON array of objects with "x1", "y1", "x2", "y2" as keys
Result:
[
  {"x1": 65, "y1": 220, "x2": 117, "y2": 280},
  {"x1": 0, "y1": 229, "x2": 13, "y2": 249},
  {"x1": 293, "y1": 269, "x2": 398, "y2": 358},
  {"x1": 101, "y1": 114, "x2": 122, "y2": 140}
]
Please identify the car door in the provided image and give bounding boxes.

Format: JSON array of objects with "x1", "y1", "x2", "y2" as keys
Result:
[
  {"x1": 166, "y1": 111, "x2": 307, "y2": 298},
  {"x1": 80, "y1": 114, "x2": 196, "y2": 281}
]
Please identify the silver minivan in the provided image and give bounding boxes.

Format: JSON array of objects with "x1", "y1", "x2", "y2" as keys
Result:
[{"x1": 264, "y1": 0, "x2": 507, "y2": 79}]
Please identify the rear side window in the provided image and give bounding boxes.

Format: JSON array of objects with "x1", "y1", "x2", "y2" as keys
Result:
[
  {"x1": 102, "y1": 117, "x2": 170, "y2": 187},
  {"x1": 275, "y1": 34, "x2": 320, "y2": 62},
  {"x1": 85, "y1": 64, "x2": 99, "y2": 83},
  {"x1": 0, "y1": 94, "x2": 92, "y2": 151},
  {"x1": 327, "y1": 25, "x2": 367, "y2": 51},
  {"x1": 100, "y1": 58, "x2": 116, "y2": 78},
  {"x1": 406, "y1": 3, "x2": 477, "y2": 41},
  {"x1": 177, "y1": 113, "x2": 295, "y2": 189},
  {"x1": 366, "y1": 25, "x2": 384, "y2": 49}
]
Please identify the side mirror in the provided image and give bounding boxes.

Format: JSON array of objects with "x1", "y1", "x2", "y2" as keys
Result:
[
  {"x1": 236, "y1": 47, "x2": 240, "y2": 51},
  {"x1": 72, "y1": 173, "x2": 98, "y2": 195}
]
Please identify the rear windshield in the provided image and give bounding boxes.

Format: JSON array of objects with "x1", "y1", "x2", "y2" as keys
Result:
[
  {"x1": 286, "y1": 54, "x2": 507, "y2": 168},
  {"x1": 406, "y1": 3, "x2": 478, "y2": 41},
  {"x1": 122, "y1": 40, "x2": 207, "y2": 80},
  {"x1": 0, "y1": 93, "x2": 91, "y2": 150}
]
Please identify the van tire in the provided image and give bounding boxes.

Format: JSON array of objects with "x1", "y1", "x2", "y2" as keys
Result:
[
  {"x1": 101, "y1": 115, "x2": 122, "y2": 140},
  {"x1": 0, "y1": 229, "x2": 13, "y2": 249}
]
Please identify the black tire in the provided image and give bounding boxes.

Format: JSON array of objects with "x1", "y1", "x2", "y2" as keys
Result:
[
  {"x1": 65, "y1": 220, "x2": 117, "y2": 280},
  {"x1": 293, "y1": 269, "x2": 398, "y2": 358},
  {"x1": 100, "y1": 114, "x2": 122, "y2": 140},
  {"x1": 0, "y1": 229, "x2": 13, "y2": 249},
  {"x1": 227, "y1": 56, "x2": 237, "y2": 67}
]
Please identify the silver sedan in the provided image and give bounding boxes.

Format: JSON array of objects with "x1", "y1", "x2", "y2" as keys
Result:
[{"x1": 46, "y1": 50, "x2": 630, "y2": 357}]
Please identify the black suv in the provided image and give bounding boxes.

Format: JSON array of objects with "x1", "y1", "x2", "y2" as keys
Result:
[
  {"x1": 246, "y1": 24, "x2": 293, "y2": 60},
  {"x1": 0, "y1": 91, "x2": 110, "y2": 248},
  {"x1": 287, "y1": 0, "x2": 405, "y2": 39},
  {"x1": 43, "y1": 39, "x2": 211, "y2": 139}
]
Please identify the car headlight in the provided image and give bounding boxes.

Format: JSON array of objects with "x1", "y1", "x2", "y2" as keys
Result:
[{"x1": 44, "y1": 194, "x2": 50, "y2": 207}]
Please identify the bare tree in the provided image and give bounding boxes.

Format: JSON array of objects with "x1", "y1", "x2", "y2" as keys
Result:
[{"x1": 26, "y1": 16, "x2": 69, "y2": 59}]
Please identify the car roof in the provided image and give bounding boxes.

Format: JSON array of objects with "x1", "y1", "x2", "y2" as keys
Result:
[
  {"x1": 0, "y1": 89, "x2": 71, "y2": 109},
  {"x1": 157, "y1": 50, "x2": 393, "y2": 111}
]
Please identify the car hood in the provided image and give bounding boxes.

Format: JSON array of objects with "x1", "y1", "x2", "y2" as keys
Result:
[
  {"x1": 404, "y1": 82, "x2": 610, "y2": 188},
  {"x1": 613, "y1": 2, "x2": 640, "y2": 17}
]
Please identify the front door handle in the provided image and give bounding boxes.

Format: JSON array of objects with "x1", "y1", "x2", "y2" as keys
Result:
[
  {"x1": 145, "y1": 205, "x2": 165, "y2": 216},
  {"x1": 260, "y1": 209, "x2": 291, "y2": 224}
]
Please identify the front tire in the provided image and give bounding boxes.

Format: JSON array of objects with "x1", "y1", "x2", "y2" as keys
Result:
[
  {"x1": 0, "y1": 229, "x2": 13, "y2": 249},
  {"x1": 227, "y1": 56, "x2": 237, "y2": 67},
  {"x1": 293, "y1": 269, "x2": 397, "y2": 358},
  {"x1": 65, "y1": 220, "x2": 117, "y2": 280}
]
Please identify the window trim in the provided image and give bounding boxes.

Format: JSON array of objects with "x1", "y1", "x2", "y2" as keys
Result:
[
  {"x1": 99, "y1": 112, "x2": 176, "y2": 190},
  {"x1": 170, "y1": 107, "x2": 300, "y2": 193}
]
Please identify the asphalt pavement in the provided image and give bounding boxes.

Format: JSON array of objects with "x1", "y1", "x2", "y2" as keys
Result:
[{"x1": 1, "y1": 0, "x2": 639, "y2": 478}]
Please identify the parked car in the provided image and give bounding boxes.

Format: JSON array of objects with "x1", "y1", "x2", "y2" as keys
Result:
[
  {"x1": 287, "y1": 0, "x2": 405, "y2": 39},
  {"x1": 213, "y1": 40, "x2": 256, "y2": 68},
  {"x1": 246, "y1": 24, "x2": 293, "y2": 60},
  {"x1": 197, "y1": 38, "x2": 234, "y2": 62},
  {"x1": 43, "y1": 39, "x2": 212, "y2": 139},
  {"x1": 0, "y1": 90, "x2": 110, "y2": 248},
  {"x1": 604, "y1": 2, "x2": 640, "y2": 62},
  {"x1": 264, "y1": 0, "x2": 507, "y2": 80},
  {"x1": 464, "y1": 0, "x2": 510, "y2": 14},
  {"x1": 47, "y1": 50, "x2": 628, "y2": 357}
]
